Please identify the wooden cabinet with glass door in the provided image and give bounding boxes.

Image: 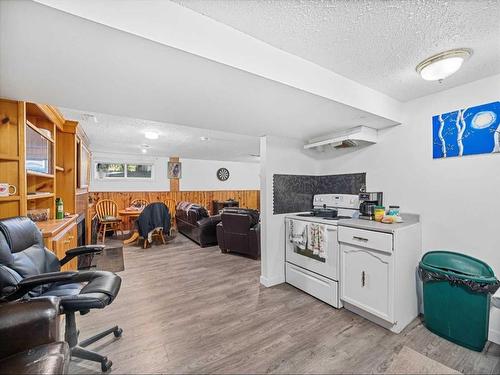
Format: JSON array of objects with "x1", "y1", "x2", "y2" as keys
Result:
[{"x1": 25, "y1": 103, "x2": 58, "y2": 218}]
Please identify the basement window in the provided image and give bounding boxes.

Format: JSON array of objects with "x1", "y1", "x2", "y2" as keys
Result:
[
  {"x1": 126, "y1": 164, "x2": 153, "y2": 178},
  {"x1": 95, "y1": 163, "x2": 153, "y2": 179}
]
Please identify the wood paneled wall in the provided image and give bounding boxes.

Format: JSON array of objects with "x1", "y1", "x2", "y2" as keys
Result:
[
  {"x1": 89, "y1": 190, "x2": 260, "y2": 214},
  {"x1": 76, "y1": 192, "x2": 89, "y2": 215}
]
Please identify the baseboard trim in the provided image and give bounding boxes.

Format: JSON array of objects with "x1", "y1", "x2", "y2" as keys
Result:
[
  {"x1": 489, "y1": 328, "x2": 500, "y2": 345},
  {"x1": 260, "y1": 275, "x2": 285, "y2": 287}
]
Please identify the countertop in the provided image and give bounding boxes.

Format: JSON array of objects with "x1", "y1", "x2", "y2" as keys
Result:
[
  {"x1": 36, "y1": 214, "x2": 79, "y2": 238},
  {"x1": 338, "y1": 214, "x2": 420, "y2": 234}
]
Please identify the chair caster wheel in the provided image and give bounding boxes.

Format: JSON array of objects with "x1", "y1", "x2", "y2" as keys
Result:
[
  {"x1": 101, "y1": 359, "x2": 112, "y2": 372},
  {"x1": 113, "y1": 328, "x2": 123, "y2": 338}
]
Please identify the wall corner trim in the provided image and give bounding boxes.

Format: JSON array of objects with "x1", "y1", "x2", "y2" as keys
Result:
[
  {"x1": 489, "y1": 327, "x2": 500, "y2": 345},
  {"x1": 260, "y1": 275, "x2": 285, "y2": 288}
]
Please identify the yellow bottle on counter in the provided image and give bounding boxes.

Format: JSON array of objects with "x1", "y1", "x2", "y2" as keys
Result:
[{"x1": 374, "y1": 206, "x2": 385, "y2": 222}]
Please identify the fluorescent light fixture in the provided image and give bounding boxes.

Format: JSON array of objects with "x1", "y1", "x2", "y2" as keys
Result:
[
  {"x1": 200, "y1": 136, "x2": 210, "y2": 141},
  {"x1": 416, "y1": 48, "x2": 472, "y2": 81},
  {"x1": 144, "y1": 131, "x2": 159, "y2": 140}
]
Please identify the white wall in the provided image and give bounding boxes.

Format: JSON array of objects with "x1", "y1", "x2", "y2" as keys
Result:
[
  {"x1": 90, "y1": 152, "x2": 170, "y2": 192},
  {"x1": 317, "y1": 74, "x2": 500, "y2": 274},
  {"x1": 259, "y1": 75, "x2": 500, "y2": 342},
  {"x1": 179, "y1": 158, "x2": 259, "y2": 191},
  {"x1": 259, "y1": 136, "x2": 317, "y2": 286},
  {"x1": 90, "y1": 153, "x2": 259, "y2": 192}
]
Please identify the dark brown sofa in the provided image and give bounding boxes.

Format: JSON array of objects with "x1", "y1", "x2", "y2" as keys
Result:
[
  {"x1": 0, "y1": 298, "x2": 70, "y2": 375},
  {"x1": 216, "y1": 208, "x2": 260, "y2": 259},
  {"x1": 175, "y1": 202, "x2": 221, "y2": 247}
]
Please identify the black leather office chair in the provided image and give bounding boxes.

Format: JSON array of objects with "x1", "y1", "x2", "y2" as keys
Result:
[{"x1": 0, "y1": 217, "x2": 122, "y2": 372}]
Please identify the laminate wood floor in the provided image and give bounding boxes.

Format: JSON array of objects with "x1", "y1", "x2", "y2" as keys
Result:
[{"x1": 70, "y1": 235, "x2": 500, "y2": 374}]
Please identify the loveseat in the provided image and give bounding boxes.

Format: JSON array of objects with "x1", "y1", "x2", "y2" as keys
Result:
[{"x1": 175, "y1": 202, "x2": 221, "y2": 247}]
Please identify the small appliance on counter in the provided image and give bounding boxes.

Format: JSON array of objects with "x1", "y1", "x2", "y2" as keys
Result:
[{"x1": 358, "y1": 192, "x2": 383, "y2": 220}]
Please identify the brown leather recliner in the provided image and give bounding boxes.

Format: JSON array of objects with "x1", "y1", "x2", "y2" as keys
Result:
[
  {"x1": 0, "y1": 298, "x2": 70, "y2": 375},
  {"x1": 216, "y1": 208, "x2": 260, "y2": 259},
  {"x1": 175, "y1": 202, "x2": 221, "y2": 247}
]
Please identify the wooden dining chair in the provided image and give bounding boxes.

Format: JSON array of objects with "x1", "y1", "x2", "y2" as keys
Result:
[
  {"x1": 142, "y1": 228, "x2": 166, "y2": 249},
  {"x1": 130, "y1": 198, "x2": 149, "y2": 208},
  {"x1": 95, "y1": 199, "x2": 124, "y2": 244},
  {"x1": 164, "y1": 199, "x2": 177, "y2": 234}
]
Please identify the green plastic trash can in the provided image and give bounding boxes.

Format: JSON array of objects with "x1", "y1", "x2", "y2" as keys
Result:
[{"x1": 419, "y1": 251, "x2": 500, "y2": 352}]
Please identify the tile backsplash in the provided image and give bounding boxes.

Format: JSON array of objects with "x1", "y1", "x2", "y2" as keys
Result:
[{"x1": 273, "y1": 173, "x2": 365, "y2": 214}]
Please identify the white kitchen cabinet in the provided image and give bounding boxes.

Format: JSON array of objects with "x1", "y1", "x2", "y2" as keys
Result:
[
  {"x1": 341, "y1": 244, "x2": 394, "y2": 322},
  {"x1": 338, "y1": 214, "x2": 421, "y2": 333}
]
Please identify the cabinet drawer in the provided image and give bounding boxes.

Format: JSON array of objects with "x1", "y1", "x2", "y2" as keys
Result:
[
  {"x1": 340, "y1": 244, "x2": 394, "y2": 322},
  {"x1": 286, "y1": 263, "x2": 340, "y2": 308},
  {"x1": 338, "y1": 226, "x2": 392, "y2": 253},
  {"x1": 53, "y1": 222, "x2": 77, "y2": 271}
]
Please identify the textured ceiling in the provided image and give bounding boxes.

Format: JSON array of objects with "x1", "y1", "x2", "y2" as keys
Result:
[
  {"x1": 1, "y1": 0, "x2": 396, "y2": 150},
  {"x1": 60, "y1": 108, "x2": 260, "y2": 162},
  {"x1": 173, "y1": 0, "x2": 500, "y2": 101}
]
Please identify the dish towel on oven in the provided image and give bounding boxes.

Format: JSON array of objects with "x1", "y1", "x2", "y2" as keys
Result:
[
  {"x1": 308, "y1": 223, "x2": 327, "y2": 259},
  {"x1": 289, "y1": 220, "x2": 308, "y2": 250}
]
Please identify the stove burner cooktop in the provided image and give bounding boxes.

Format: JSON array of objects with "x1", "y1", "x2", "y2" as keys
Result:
[
  {"x1": 321, "y1": 215, "x2": 352, "y2": 221},
  {"x1": 295, "y1": 213, "x2": 352, "y2": 220}
]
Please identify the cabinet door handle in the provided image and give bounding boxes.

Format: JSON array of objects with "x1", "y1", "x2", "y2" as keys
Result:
[
  {"x1": 68, "y1": 236, "x2": 74, "y2": 240},
  {"x1": 63, "y1": 240, "x2": 71, "y2": 245},
  {"x1": 361, "y1": 271, "x2": 366, "y2": 287},
  {"x1": 353, "y1": 236, "x2": 369, "y2": 242}
]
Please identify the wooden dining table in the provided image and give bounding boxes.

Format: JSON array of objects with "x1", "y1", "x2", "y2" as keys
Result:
[{"x1": 119, "y1": 208, "x2": 143, "y2": 245}]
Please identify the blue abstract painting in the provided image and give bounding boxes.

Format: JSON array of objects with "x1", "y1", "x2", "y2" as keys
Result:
[{"x1": 432, "y1": 101, "x2": 500, "y2": 159}]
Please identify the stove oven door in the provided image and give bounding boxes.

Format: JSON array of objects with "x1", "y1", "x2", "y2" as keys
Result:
[{"x1": 285, "y1": 218, "x2": 339, "y2": 280}]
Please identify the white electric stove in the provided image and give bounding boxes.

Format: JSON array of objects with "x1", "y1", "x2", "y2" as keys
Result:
[{"x1": 285, "y1": 194, "x2": 359, "y2": 308}]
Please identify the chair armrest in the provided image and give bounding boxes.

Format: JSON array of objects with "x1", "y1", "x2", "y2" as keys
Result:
[
  {"x1": 249, "y1": 223, "x2": 261, "y2": 257},
  {"x1": 197, "y1": 215, "x2": 221, "y2": 227},
  {"x1": 60, "y1": 245, "x2": 105, "y2": 267},
  {"x1": 216, "y1": 222, "x2": 225, "y2": 250},
  {"x1": 2, "y1": 271, "x2": 79, "y2": 302},
  {"x1": 0, "y1": 298, "x2": 61, "y2": 359}
]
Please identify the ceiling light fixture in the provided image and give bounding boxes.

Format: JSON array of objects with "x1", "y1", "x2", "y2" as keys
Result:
[
  {"x1": 81, "y1": 113, "x2": 98, "y2": 123},
  {"x1": 144, "y1": 131, "x2": 159, "y2": 140},
  {"x1": 416, "y1": 48, "x2": 472, "y2": 82},
  {"x1": 200, "y1": 136, "x2": 210, "y2": 141},
  {"x1": 141, "y1": 144, "x2": 151, "y2": 153}
]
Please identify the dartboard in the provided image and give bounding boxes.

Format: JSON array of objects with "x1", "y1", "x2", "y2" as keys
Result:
[{"x1": 216, "y1": 168, "x2": 230, "y2": 181}]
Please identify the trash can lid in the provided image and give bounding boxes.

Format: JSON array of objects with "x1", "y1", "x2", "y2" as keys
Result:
[{"x1": 421, "y1": 251, "x2": 495, "y2": 279}]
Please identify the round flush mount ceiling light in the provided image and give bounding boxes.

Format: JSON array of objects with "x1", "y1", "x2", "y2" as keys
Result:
[
  {"x1": 144, "y1": 131, "x2": 159, "y2": 140},
  {"x1": 416, "y1": 48, "x2": 472, "y2": 81}
]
